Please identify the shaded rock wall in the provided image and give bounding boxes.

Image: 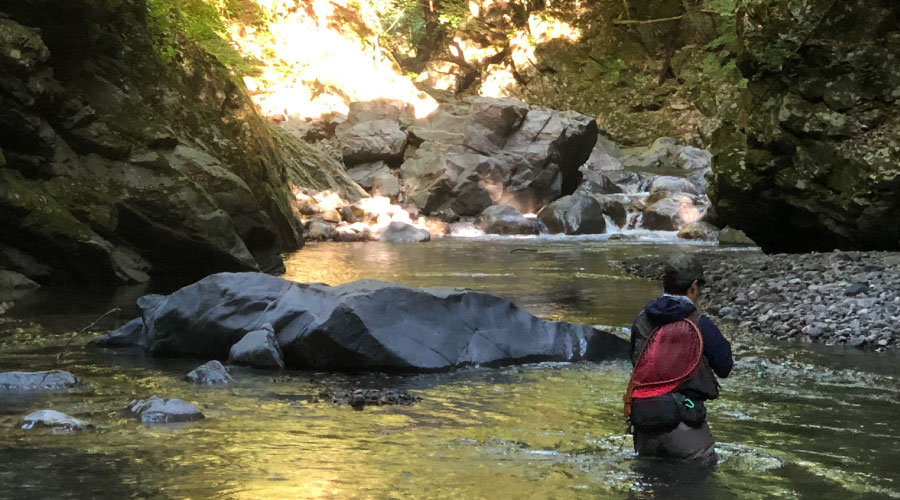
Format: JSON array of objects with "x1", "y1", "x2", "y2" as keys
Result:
[
  {"x1": 0, "y1": 0, "x2": 312, "y2": 283},
  {"x1": 709, "y1": 0, "x2": 900, "y2": 252}
]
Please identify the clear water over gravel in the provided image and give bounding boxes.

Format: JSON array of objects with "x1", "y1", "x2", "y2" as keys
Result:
[{"x1": 1, "y1": 238, "x2": 898, "y2": 499}]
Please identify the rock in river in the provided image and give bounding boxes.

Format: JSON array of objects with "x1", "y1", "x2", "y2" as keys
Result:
[
  {"x1": 128, "y1": 396, "x2": 204, "y2": 424},
  {"x1": 20, "y1": 410, "x2": 94, "y2": 432},
  {"x1": 95, "y1": 272, "x2": 628, "y2": 372},
  {"x1": 184, "y1": 360, "x2": 233, "y2": 385},
  {"x1": 228, "y1": 324, "x2": 285, "y2": 370},
  {"x1": 476, "y1": 205, "x2": 541, "y2": 235},
  {"x1": 0, "y1": 370, "x2": 82, "y2": 391}
]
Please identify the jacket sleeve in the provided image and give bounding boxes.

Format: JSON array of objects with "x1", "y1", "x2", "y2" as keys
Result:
[{"x1": 698, "y1": 315, "x2": 733, "y2": 378}]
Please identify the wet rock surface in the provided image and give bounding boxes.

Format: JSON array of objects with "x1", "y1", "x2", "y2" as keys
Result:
[
  {"x1": 710, "y1": 1, "x2": 900, "y2": 253},
  {"x1": 228, "y1": 324, "x2": 286, "y2": 370},
  {"x1": 0, "y1": 370, "x2": 82, "y2": 391},
  {"x1": 476, "y1": 205, "x2": 541, "y2": 235},
  {"x1": 95, "y1": 272, "x2": 629, "y2": 371},
  {"x1": 20, "y1": 410, "x2": 94, "y2": 432},
  {"x1": 127, "y1": 396, "x2": 204, "y2": 424},
  {"x1": 621, "y1": 251, "x2": 900, "y2": 350},
  {"x1": 538, "y1": 194, "x2": 607, "y2": 235},
  {"x1": 0, "y1": 2, "x2": 312, "y2": 285},
  {"x1": 184, "y1": 360, "x2": 233, "y2": 385}
]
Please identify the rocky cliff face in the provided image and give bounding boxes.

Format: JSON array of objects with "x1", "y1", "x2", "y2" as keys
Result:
[
  {"x1": 709, "y1": 0, "x2": 900, "y2": 252},
  {"x1": 0, "y1": 0, "x2": 329, "y2": 283}
]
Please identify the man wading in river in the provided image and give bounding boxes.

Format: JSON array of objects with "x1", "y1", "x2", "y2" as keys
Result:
[{"x1": 624, "y1": 254, "x2": 733, "y2": 462}]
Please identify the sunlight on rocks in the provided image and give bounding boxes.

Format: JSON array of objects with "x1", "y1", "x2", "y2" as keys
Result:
[
  {"x1": 294, "y1": 189, "x2": 437, "y2": 241},
  {"x1": 677, "y1": 202, "x2": 701, "y2": 224},
  {"x1": 479, "y1": 12, "x2": 581, "y2": 98}
]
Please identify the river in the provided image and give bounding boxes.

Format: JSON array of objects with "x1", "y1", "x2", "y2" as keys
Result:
[{"x1": 1, "y1": 238, "x2": 898, "y2": 499}]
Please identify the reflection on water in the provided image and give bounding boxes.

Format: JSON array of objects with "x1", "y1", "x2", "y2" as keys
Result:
[{"x1": 1, "y1": 239, "x2": 898, "y2": 499}]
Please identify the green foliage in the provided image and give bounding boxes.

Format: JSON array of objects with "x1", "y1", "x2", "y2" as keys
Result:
[
  {"x1": 436, "y1": 0, "x2": 469, "y2": 29},
  {"x1": 378, "y1": 0, "x2": 470, "y2": 51},
  {"x1": 145, "y1": 0, "x2": 261, "y2": 75}
]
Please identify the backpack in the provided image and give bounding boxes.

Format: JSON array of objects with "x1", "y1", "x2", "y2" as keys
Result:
[{"x1": 623, "y1": 318, "x2": 704, "y2": 421}]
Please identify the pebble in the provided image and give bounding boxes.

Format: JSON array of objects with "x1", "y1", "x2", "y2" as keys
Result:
[
  {"x1": 315, "y1": 389, "x2": 421, "y2": 410},
  {"x1": 622, "y1": 250, "x2": 900, "y2": 350}
]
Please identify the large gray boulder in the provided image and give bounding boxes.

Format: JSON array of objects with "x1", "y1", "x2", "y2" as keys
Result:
[
  {"x1": 228, "y1": 324, "x2": 285, "y2": 370},
  {"x1": 591, "y1": 195, "x2": 628, "y2": 228},
  {"x1": 678, "y1": 146, "x2": 712, "y2": 171},
  {"x1": 576, "y1": 168, "x2": 623, "y2": 196},
  {"x1": 346, "y1": 162, "x2": 401, "y2": 198},
  {"x1": 641, "y1": 194, "x2": 704, "y2": 231},
  {"x1": 95, "y1": 272, "x2": 628, "y2": 372},
  {"x1": 538, "y1": 195, "x2": 607, "y2": 235},
  {"x1": 0, "y1": 370, "x2": 81, "y2": 391},
  {"x1": 399, "y1": 97, "x2": 598, "y2": 216},
  {"x1": 338, "y1": 120, "x2": 408, "y2": 165},
  {"x1": 476, "y1": 205, "x2": 541, "y2": 235}
]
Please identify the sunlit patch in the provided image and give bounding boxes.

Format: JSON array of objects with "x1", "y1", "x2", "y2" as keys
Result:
[
  {"x1": 225, "y1": 0, "x2": 438, "y2": 119},
  {"x1": 479, "y1": 13, "x2": 582, "y2": 98},
  {"x1": 677, "y1": 202, "x2": 701, "y2": 224}
]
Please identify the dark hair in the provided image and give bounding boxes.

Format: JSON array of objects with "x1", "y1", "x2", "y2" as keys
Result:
[
  {"x1": 662, "y1": 254, "x2": 706, "y2": 295},
  {"x1": 663, "y1": 275, "x2": 694, "y2": 295}
]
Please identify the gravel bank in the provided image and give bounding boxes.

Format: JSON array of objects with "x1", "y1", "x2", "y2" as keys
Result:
[{"x1": 620, "y1": 250, "x2": 900, "y2": 351}]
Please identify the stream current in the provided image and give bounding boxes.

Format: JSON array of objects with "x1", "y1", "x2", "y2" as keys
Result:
[{"x1": 1, "y1": 237, "x2": 899, "y2": 499}]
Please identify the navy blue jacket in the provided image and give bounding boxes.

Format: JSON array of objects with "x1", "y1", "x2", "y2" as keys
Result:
[{"x1": 635, "y1": 295, "x2": 733, "y2": 378}]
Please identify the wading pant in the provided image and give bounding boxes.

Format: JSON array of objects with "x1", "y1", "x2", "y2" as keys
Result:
[{"x1": 633, "y1": 422, "x2": 716, "y2": 463}]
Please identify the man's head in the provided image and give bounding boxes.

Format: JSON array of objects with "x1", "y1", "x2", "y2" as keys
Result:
[{"x1": 663, "y1": 253, "x2": 706, "y2": 298}]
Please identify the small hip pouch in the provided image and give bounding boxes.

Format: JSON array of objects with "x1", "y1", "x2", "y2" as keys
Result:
[{"x1": 631, "y1": 393, "x2": 706, "y2": 432}]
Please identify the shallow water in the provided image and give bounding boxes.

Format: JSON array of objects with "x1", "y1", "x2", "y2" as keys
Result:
[{"x1": 1, "y1": 238, "x2": 898, "y2": 499}]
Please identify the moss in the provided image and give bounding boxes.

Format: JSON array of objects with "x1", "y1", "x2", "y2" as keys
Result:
[
  {"x1": 146, "y1": 0, "x2": 264, "y2": 76},
  {"x1": 0, "y1": 170, "x2": 94, "y2": 241}
]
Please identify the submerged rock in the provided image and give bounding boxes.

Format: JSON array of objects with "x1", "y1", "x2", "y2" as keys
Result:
[
  {"x1": 128, "y1": 396, "x2": 204, "y2": 424},
  {"x1": 20, "y1": 410, "x2": 94, "y2": 432},
  {"x1": 228, "y1": 324, "x2": 285, "y2": 370},
  {"x1": 184, "y1": 360, "x2": 233, "y2": 385},
  {"x1": 317, "y1": 389, "x2": 421, "y2": 410},
  {"x1": 97, "y1": 272, "x2": 628, "y2": 372},
  {"x1": 0, "y1": 370, "x2": 81, "y2": 391}
]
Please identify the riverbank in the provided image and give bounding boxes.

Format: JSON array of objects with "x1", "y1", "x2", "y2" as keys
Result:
[{"x1": 620, "y1": 250, "x2": 900, "y2": 351}]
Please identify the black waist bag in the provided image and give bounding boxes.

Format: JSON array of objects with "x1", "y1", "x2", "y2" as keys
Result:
[{"x1": 631, "y1": 393, "x2": 707, "y2": 432}]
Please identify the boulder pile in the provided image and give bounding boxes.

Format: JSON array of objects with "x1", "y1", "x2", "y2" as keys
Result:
[{"x1": 295, "y1": 98, "x2": 721, "y2": 242}]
